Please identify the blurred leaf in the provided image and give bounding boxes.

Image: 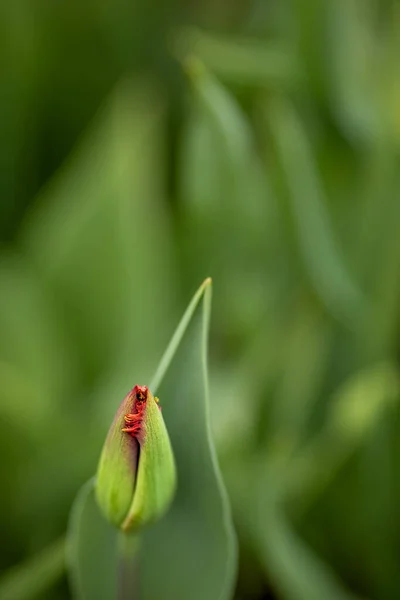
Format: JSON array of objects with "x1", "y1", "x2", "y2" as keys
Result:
[
  {"x1": 290, "y1": 0, "x2": 329, "y2": 102},
  {"x1": 67, "y1": 479, "x2": 119, "y2": 600},
  {"x1": 21, "y1": 78, "x2": 176, "y2": 383},
  {"x1": 266, "y1": 97, "x2": 366, "y2": 328},
  {"x1": 353, "y1": 138, "x2": 400, "y2": 360},
  {"x1": 0, "y1": 537, "x2": 65, "y2": 600},
  {"x1": 67, "y1": 279, "x2": 237, "y2": 600},
  {"x1": 0, "y1": 78, "x2": 179, "y2": 582},
  {"x1": 268, "y1": 303, "x2": 332, "y2": 455},
  {"x1": 0, "y1": 3, "x2": 41, "y2": 241},
  {"x1": 255, "y1": 500, "x2": 365, "y2": 600},
  {"x1": 174, "y1": 28, "x2": 299, "y2": 89},
  {"x1": 353, "y1": 139, "x2": 398, "y2": 285},
  {"x1": 180, "y1": 61, "x2": 284, "y2": 342},
  {"x1": 184, "y1": 58, "x2": 274, "y2": 238},
  {"x1": 185, "y1": 58, "x2": 254, "y2": 170},
  {"x1": 327, "y1": 0, "x2": 381, "y2": 143},
  {"x1": 0, "y1": 254, "x2": 76, "y2": 422},
  {"x1": 286, "y1": 362, "x2": 400, "y2": 515},
  {"x1": 227, "y1": 458, "x2": 363, "y2": 600}
]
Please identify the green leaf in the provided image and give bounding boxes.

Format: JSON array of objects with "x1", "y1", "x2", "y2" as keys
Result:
[
  {"x1": 267, "y1": 304, "x2": 332, "y2": 456},
  {"x1": 173, "y1": 28, "x2": 299, "y2": 89},
  {"x1": 0, "y1": 537, "x2": 65, "y2": 600},
  {"x1": 227, "y1": 458, "x2": 364, "y2": 600},
  {"x1": 0, "y1": 254, "x2": 76, "y2": 422},
  {"x1": 67, "y1": 279, "x2": 237, "y2": 600},
  {"x1": 286, "y1": 362, "x2": 400, "y2": 516},
  {"x1": 67, "y1": 479, "x2": 120, "y2": 600},
  {"x1": 183, "y1": 58, "x2": 271, "y2": 234},
  {"x1": 327, "y1": 0, "x2": 381, "y2": 143},
  {"x1": 255, "y1": 501, "x2": 365, "y2": 600},
  {"x1": 179, "y1": 62, "x2": 281, "y2": 340},
  {"x1": 266, "y1": 98, "x2": 366, "y2": 328},
  {"x1": 21, "y1": 78, "x2": 176, "y2": 383}
]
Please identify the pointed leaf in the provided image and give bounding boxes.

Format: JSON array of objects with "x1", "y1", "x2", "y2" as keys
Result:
[{"x1": 67, "y1": 280, "x2": 237, "y2": 600}]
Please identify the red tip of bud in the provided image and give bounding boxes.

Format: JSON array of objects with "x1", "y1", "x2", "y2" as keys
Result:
[
  {"x1": 123, "y1": 386, "x2": 149, "y2": 439},
  {"x1": 132, "y1": 385, "x2": 148, "y2": 402}
]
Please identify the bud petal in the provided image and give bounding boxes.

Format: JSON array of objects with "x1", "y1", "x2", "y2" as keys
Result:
[
  {"x1": 95, "y1": 390, "x2": 139, "y2": 528},
  {"x1": 95, "y1": 385, "x2": 176, "y2": 532},
  {"x1": 121, "y1": 388, "x2": 176, "y2": 531}
]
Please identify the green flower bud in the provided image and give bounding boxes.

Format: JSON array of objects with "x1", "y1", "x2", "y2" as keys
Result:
[{"x1": 95, "y1": 385, "x2": 176, "y2": 532}]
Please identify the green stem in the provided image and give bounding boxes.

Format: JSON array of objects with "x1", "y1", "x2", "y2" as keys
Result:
[{"x1": 117, "y1": 532, "x2": 140, "y2": 600}]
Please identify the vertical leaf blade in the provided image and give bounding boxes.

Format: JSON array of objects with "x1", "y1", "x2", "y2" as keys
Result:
[{"x1": 67, "y1": 280, "x2": 237, "y2": 600}]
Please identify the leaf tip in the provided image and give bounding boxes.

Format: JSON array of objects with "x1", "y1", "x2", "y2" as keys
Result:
[{"x1": 183, "y1": 55, "x2": 206, "y2": 82}]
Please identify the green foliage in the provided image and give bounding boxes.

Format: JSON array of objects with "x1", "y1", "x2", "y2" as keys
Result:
[
  {"x1": 0, "y1": 538, "x2": 65, "y2": 600},
  {"x1": 1, "y1": 1, "x2": 400, "y2": 599},
  {"x1": 67, "y1": 280, "x2": 236, "y2": 600}
]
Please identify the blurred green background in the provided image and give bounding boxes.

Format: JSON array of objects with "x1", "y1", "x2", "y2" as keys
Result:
[{"x1": 1, "y1": 1, "x2": 400, "y2": 599}]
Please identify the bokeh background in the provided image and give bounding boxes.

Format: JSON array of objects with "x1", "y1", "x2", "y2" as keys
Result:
[{"x1": 1, "y1": 1, "x2": 400, "y2": 599}]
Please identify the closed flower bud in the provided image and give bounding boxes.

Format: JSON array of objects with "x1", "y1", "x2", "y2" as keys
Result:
[{"x1": 95, "y1": 385, "x2": 176, "y2": 532}]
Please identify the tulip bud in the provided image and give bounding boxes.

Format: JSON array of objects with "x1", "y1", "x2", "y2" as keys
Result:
[{"x1": 95, "y1": 385, "x2": 176, "y2": 532}]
